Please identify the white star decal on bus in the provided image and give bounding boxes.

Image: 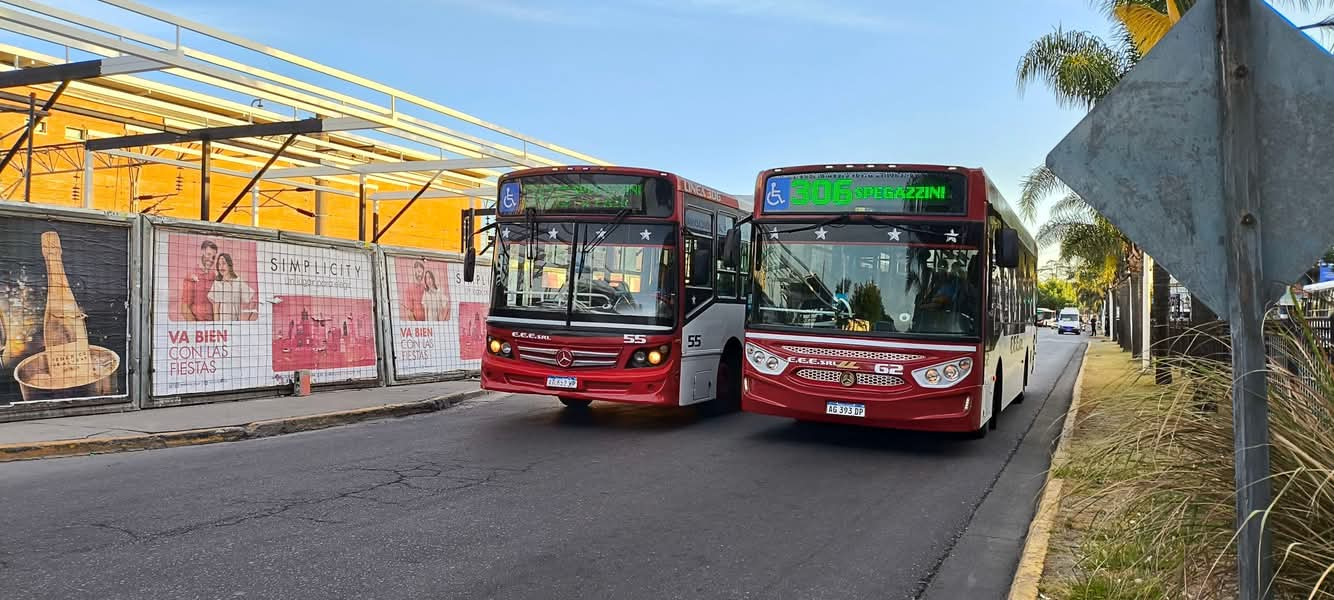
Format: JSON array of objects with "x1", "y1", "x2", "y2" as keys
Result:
[
  {"x1": 639, "y1": 229, "x2": 653, "y2": 241},
  {"x1": 945, "y1": 229, "x2": 959, "y2": 243},
  {"x1": 548, "y1": 227, "x2": 559, "y2": 240},
  {"x1": 887, "y1": 229, "x2": 902, "y2": 241},
  {"x1": 596, "y1": 228, "x2": 607, "y2": 239},
  {"x1": 501, "y1": 227, "x2": 511, "y2": 239},
  {"x1": 815, "y1": 227, "x2": 828, "y2": 240}
]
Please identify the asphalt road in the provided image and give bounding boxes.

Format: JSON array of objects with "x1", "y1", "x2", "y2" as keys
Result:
[{"x1": 0, "y1": 330, "x2": 1086, "y2": 600}]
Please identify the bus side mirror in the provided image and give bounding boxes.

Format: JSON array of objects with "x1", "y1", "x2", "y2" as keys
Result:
[
  {"x1": 463, "y1": 247, "x2": 477, "y2": 283},
  {"x1": 722, "y1": 228, "x2": 740, "y2": 269},
  {"x1": 997, "y1": 228, "x2": 1020, "y2": 268}
]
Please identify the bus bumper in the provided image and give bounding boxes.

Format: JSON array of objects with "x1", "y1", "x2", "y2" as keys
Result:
[
  {"x1": 742, "y1": 374, "x2": 984, "y2": 433},
  {"x1": 482, "y1": 358, "x2": 682, "y2": 406}
]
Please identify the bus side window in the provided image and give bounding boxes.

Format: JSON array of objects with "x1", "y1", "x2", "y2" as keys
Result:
[
  {"x1": 685, "y1": 208, "x2": 714, "y2": 289},
  {"x1": 739, "y1": 222, "x2": 752, "y2": 299},
  {"x1": 716, "y1": 214, "x2": 737, "y2": 299}
]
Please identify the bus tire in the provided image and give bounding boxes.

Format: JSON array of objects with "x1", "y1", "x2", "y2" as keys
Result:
[
  {"x1": 989, "y1": 369, "x2": 1002, "y2": 430},
  {"x1": 559, "y1": 397, "x2": 591, "y2": 410},
  {"x1": 700, "y1": 347, "x2": 742, "y2": 416},
  {"x1": 1015, "y1": 355, "x2": 1029, "y2": 404}
]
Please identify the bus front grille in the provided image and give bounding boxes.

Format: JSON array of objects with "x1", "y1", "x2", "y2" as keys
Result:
[
  {"x1": 793, "y1": 368, "x2": 905, "y2": 387},
  {"x1": 515, "y1": 344, "x2": 620, "y2": 368}
]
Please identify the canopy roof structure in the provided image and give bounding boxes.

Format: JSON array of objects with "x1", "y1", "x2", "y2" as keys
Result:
[{"x1": 0, "y1": 0, "x2": 607, "y2": 242}]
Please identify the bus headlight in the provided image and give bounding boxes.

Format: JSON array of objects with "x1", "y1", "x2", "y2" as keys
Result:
[
  {"x1": 913, "y1": 358, "x2": 973, "y2": 389},
  {"x1": 745, "y1": 342, "x2": 788, "y2": 376},
  {"x1": 628, "y1": 345, "x2": 670, "y2": 368},
  {"x1": 487, "y1": 337, "x2": 512, "y2": 358}
]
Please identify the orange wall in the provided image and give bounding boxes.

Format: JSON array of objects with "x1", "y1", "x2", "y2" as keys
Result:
[{"x1": 0, "y1": 87, "x2": 478, "y2": 252}]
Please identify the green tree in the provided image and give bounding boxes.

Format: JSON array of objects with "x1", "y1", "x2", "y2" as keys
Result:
[{"x1": 1038, "y1": 279, "x2": 1078, "y2": 311}]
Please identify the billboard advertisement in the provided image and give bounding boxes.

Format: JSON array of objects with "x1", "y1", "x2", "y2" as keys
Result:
[
  {"x1": 0, "y1": 217, "x2": 130, "y2": 406},
  {"x1": 386, "y1": 255, "x2": 489, "y2": 378},
  {"x1": 152, "y1": 231, "x2": 377, "y2": 396}
]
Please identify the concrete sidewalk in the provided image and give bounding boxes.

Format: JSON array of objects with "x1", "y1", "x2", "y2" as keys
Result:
[{"x1": 0, "y1": 379, "x2": 486, "y2": 461}]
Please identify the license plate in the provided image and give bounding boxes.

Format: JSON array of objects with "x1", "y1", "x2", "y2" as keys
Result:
[
  {"x1": 546, "y1": 376, "x2": 578, "y2": 390},
  {"x1": 826, "y1": 401, "x2": 865, "y2": 418}
]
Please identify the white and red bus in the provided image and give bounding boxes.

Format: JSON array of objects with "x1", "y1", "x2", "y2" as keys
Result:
[
  {"x1": 729, "y1": 164, "x2": 1037, "y2": 437},
  {"x1": 465, "y1": 166, "x2": 750, "y2": 411}
]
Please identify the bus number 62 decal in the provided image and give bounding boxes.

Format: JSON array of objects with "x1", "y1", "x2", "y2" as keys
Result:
[{"x1": 874, "y1": 364, "x2": 905, "y2": 375}]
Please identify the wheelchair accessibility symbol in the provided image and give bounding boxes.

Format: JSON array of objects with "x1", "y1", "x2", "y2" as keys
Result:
[
  {"x1": 499, "y1": 183, "x2": 520, "y2": 215},
  {"x1": 764, "y1": 178, "x2": 790, "y2": 211}
]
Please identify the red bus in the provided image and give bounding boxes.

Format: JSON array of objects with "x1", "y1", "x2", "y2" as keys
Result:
[
  {"x1": 464, "y1": 166, "x2": 750, "y2": 411},
  {"x1": 728, "y1": 164, "x2": 1037, "y2": 437}
]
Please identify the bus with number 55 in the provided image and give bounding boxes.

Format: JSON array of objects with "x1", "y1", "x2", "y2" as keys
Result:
[
  {"x1": 721, "y1": 164, "x2": 1037, "y2": 437},
  {"x1": 463, "y1": 166, "x2": 751, "y2": 413}
]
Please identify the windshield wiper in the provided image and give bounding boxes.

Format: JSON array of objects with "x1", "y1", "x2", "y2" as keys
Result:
[
  {"x1": 579, "y1": 208, "x2": 633, "y2": 256},
  {"x1": 764, "y1": 232, "x2": 849, "y2": 318}
]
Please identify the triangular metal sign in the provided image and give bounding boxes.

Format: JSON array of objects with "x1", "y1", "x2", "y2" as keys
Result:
[{"x1": 1047, "y1": 0, "x2": 1334, "y2": 317}]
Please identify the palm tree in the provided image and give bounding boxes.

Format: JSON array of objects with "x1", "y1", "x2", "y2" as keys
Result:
[
  {"x1": 1018, "y1": 0, "x2": 1334, "y2": 333},
  {"x1": 1018, "y1": 0, "x2": 1334, "y2": 243}
]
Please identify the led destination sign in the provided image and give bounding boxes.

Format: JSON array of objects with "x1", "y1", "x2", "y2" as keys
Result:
[
  {"x1": 762, "y1": 171, "x2": 966, "y2": 215},
  {"x1": 498, "y1": 174, "x2": 673, "y2": 217}
]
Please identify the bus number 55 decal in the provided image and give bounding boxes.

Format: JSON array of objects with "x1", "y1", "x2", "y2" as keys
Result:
[
  {"x1": 687, "y1": 335, "x2": 702, "y2": 348},
  {"x1": 624, "y1": 334, "x2": 647, "y2": 344}
]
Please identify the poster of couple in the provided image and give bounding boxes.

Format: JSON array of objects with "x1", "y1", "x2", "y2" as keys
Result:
[
  {"x1": 153, "y1": 231, "x2": 378, "y2": 397},
  {"x1": 387, "y1": 255, "x2": 490, "y2": 378},
  {"x1": 397, "y1": 258, "x2": 451, "y2": 322},
  {"x1": 168, "y1": 236, "x2": 259, "y2": 323}
]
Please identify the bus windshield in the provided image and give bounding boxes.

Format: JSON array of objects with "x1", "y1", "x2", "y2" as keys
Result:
[
  {"x1": 750, "y1": 223, "x2": 981, "y2": 337},
  {"x1": 492, "y1": 221, "x2": 676, "y2": 327}
]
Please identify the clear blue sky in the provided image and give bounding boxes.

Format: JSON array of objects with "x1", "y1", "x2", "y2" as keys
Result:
[{"x1": 15, "y1": 0, "x2": 1333, "y2": 257}]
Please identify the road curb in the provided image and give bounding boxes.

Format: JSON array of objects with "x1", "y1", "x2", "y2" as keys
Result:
[
  {"x1": 1008, "y1": 342, "x2": 1090, "y2": 600},
  {"x1": 0, "y1": 389, "x2": 489, "y2": 463}
]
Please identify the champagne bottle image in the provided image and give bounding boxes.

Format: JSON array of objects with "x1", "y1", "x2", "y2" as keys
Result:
[{"x1": 40, "y1": 232, "x2": 93, "y2": 384}]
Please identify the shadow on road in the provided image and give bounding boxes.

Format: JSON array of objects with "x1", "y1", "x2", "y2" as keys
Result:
[
  {"x1": 512, "y1": 401, "x2": 743, "y2": 432},
  {"x1": 747, "y1": 419, "x2": 981, "y2": 457}
]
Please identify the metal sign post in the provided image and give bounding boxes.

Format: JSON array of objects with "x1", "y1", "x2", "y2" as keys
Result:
[{"x1": 1046, "y1": 0, "x2": 1334, "y2": 596}]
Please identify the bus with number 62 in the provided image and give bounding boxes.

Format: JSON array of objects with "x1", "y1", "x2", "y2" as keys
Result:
[{"x1": 721, "y1": 164, "x2": 1037, "y2": 437}]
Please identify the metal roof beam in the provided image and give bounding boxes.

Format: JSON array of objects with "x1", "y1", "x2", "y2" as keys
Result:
[
  {"x1": 372, "y1": 187, "x2": 496, "y2": 201},
  {"x1": 267, "y1": 158, "x2": 510, "y2": 179},
  {"x1": 0, "y1": 54, "x2": 167, "y2": 87},
  {"x1": 99, "y1": 148, "x2": 359, "y2": 197},
  {"x1": 85, "y1": 117, "x2": 373, "y2": 151}
]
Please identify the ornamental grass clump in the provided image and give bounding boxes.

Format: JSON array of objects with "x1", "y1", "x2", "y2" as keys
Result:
[{"x1": 1059, "y1": 314, "x2": 1334, "y2": 599}]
